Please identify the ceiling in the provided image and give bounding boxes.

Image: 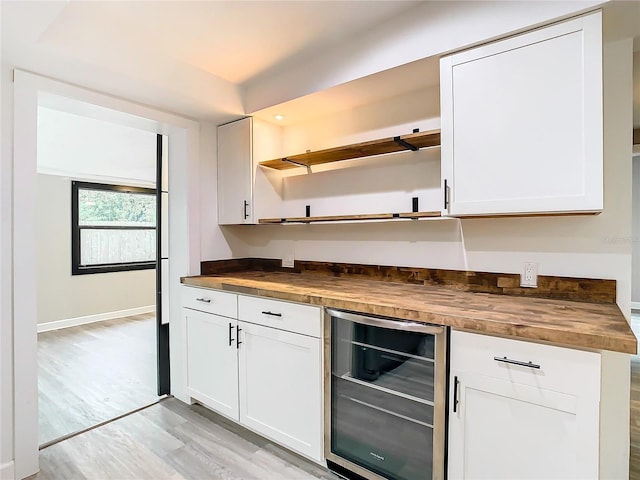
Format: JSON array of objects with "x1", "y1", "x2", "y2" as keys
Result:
[
  {"x1": 252, "y1": 56, "x2": 440, "y2": 126},
  {"x1": 2, "y1": 1, "x2": 640, "y2": 127},
  {"x1": 35, "y1": 1, "x2": 421, "y2": 86},
  {"x1": 1, "y1": 0, "x2": 423, "y2": 121}
]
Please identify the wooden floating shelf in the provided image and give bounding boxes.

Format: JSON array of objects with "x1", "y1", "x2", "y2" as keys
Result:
[
  {"x1": 258, "y1": 211, "x2": 442, "y2": 224},
  {"x1": 259, "y1": 129, "x2": 441, "y2": 171}
]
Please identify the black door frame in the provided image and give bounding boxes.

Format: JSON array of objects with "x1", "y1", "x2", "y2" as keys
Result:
[{"x1": 156, "y1": 134, "x2": 170, "y2": 395}]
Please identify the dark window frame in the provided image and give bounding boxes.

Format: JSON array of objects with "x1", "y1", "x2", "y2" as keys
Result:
[{"x1": 71, "y1": 181, "x2": 157, "y2": 275}]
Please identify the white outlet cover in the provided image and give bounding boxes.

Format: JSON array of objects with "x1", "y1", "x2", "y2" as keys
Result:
[
  {"x1": 520, "y1": 262, "x2": 538, "y2": 288},
  {"x1": 282, "y1": 254, "x2": 295, "y2": 268}
]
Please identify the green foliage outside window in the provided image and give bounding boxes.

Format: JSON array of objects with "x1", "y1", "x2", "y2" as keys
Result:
[{"x1": 79, "y1": 189, "x2": 155, "y2": 227}]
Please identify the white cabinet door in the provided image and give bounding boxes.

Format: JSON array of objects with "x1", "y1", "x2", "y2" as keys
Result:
[
  {"x1": 184, "y1": 308, "x2": 239, "y2": 420},
  {"x1": 238, "y1": 321, "x2": 323, "y2": 462},
  {"x1": 448, "y1": 331, "x2": 601, "y2": 480},
  {"x1": 218, "y1": 117, "x2": 253, "y2": 224},
  {"x1": 440, "y1": 12, "x2": 602, "y2": 216},
  {"x1": 449, "y1": 371, "x2": 584, "y2": 480}
]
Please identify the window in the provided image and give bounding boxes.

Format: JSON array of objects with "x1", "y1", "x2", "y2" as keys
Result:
[{"x1": 71, "y1": 181, "x2": 156, "y2": 275}]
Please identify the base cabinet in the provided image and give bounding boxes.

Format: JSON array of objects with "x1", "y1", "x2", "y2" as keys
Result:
[
  {"x1": 238, "y1": 321, "x2": 322, "y2": 461},
  {"x1": 184, "y1": 309, "x2": 239, "y2": 420},
  {"x1": 183, "y1": 287, "x2": 324, "y2": 463},
  {"x1": 448, "y1": 331, "x2": 601, "y2": 479}
]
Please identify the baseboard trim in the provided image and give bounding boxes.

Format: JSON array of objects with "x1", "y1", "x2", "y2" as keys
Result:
[
  {"x1": 631, "y1": 302, "x2": 640, "y2": 311},
  {"x1": 37, "y1": 305, "x2": 156, "y2": 333},
  {"x1": 0, "y1": 461, "x2": 15, "y2": 480}
]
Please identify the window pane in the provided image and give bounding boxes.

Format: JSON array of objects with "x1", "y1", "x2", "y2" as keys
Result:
[
  {"x1": 80, "y1": 229, "x2": 156, "y2": 266},
  {"x1": 79, "y1": 189, "x2": 155, "y2": 227}
]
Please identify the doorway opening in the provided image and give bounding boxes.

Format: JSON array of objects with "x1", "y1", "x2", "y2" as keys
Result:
[
  {"x1": 12, "y1": 70, "x2": 198, "y2": 479},
  {"x1": 35, "y1": 97, "x2": 169, "y2": 447}
]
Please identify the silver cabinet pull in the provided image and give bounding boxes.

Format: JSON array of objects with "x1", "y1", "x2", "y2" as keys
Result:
[
  {"x1": 493, "y1": 356, "x2": 540, "y2": 369},
  {"x1": 196, "y1": 297, "x2": 211, "y2": 303}
]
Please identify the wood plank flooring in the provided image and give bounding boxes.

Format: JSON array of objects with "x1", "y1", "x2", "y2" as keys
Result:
[
  {"x1": 38, "y1": 313, "x2": 159, "y2": 445},
  {"x1": 34, "y1": 312, "x2": 640, "y2": 478},
  {"x1": 30, "y1": 398, "x2": 339, "y2": 480}
]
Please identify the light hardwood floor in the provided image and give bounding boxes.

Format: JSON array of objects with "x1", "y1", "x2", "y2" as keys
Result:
[
  {"x1": 30, "y1": 397, "x2": 339, "y2": 480},
  {"x1": 38, "y1": 313, "x2": 160, "y2": 445},
  {"x1": 34, "y1": 313, "x2": 640, "y2": 478}
]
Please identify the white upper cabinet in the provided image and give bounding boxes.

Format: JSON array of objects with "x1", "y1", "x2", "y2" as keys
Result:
[
  {"x1": 440, "y1": 11, "x2": 603, "y2": 216},
  {"x1": 217, "y1": 117, "x2": 283, "y2": 225},
  {"x1": 218, "y1": 117, "x2": 253, "y2": 224}
]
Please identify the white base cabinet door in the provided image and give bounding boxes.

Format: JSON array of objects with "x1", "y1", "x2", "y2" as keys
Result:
[
  {"x1": 440, "y1": 11, "x2": 602, "y2": 216},
  {"x1": 448, "y1": 331, "x2": 601, "y2": 479},
  {"x1": 238, "y1": 321, "x2": 323, "y2": 462},
  {"x1": 449, "y1": 372, "x2": 583, "y2": 479},
  {"x1": 184, "y1": 308, "x2": 239, "y2": 421}
]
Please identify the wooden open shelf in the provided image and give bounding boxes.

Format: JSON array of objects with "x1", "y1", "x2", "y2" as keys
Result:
[
  {"x1": 259, "y1": 129, "x2": 441, "y2": 170},
  {"x1": 258, "y1": 211, "x2": 441, "y2": 224}
]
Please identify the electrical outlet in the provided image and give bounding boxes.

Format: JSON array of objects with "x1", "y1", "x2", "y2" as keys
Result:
[
  {"x1": 282, "y1": 252, "x2": 295, "y2": 268},
  {"x1": 520, "y1": 262, "x2": 538, "y2": 288},
  {"x1": 281, "y1": 241, "x2": 295, "y2": 268}
]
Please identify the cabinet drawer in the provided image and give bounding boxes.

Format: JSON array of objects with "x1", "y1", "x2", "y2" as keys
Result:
[
  {"x1": 182, "y1": 286, "x2": 237, "y2": 318},
  {"x1": 238, "y1": 295, "x2": 321, "y2": 337},
  {"x1": 450, "y1": 330, "x2": 600, "y2": 395}
]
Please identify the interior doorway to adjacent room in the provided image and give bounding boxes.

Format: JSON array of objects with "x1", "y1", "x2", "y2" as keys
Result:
[{"x1": 35, "y1": 97, "x2": 170, "y2": 447}]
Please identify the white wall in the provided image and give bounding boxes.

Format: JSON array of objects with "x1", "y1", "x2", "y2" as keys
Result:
[
  {"x1": 244, "y1": 1, "x2": 605, "y2": 112},
  {"x1": 220, "y1": 36, "x2": 633, "y2": 321},
  {"x1": 219, "y1": 32, "x2": 634, "y2": 479},
  {"x1": 36, "y1": 174, "x2": 155, "y2": 326},
  {"x1": 200, "y1": 122, "x2": 233, "y2": 261},
  {"x1": 35, "y1": 105, "x2": 157, "y2": 327},
  {"x1": 0, "y1": 43, "x2": 15, "y2": 480},
  {"x1": 37, "y1": 106, "x2": 157, "y2": 185}
]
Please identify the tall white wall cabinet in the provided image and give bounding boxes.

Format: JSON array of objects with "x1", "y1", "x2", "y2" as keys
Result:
[
  {"x1": 217, "y1": 117, "x2": 283, "y2": 225},
  {"x1": 440, "y1": 11, "x2": 603, "y2": 216},
  {"x1": 217, "y1": 118, "x2": 253, "y2": 224}
]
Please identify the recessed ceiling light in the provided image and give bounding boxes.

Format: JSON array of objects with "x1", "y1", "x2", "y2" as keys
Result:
[{"x1": 274, "y1": 114, "x2": 284, "y2": 121}]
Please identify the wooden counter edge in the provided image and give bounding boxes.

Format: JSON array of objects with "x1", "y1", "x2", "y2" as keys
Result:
[{"x1": 180, "y1": 276, "x2": 637, "y2": 355}]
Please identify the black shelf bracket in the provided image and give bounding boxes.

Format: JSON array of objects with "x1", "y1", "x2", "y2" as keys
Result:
[
  {"x1": 393, "y1": 136, "x2": 418, "y2": 151},
  {"x1": 282, "y1": 157, "x2": 312, "y2": 173}
]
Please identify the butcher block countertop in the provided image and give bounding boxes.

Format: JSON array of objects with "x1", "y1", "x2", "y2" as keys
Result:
[{"x1": 181, "y1": 270, "x2": 637, "y2": 354}]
